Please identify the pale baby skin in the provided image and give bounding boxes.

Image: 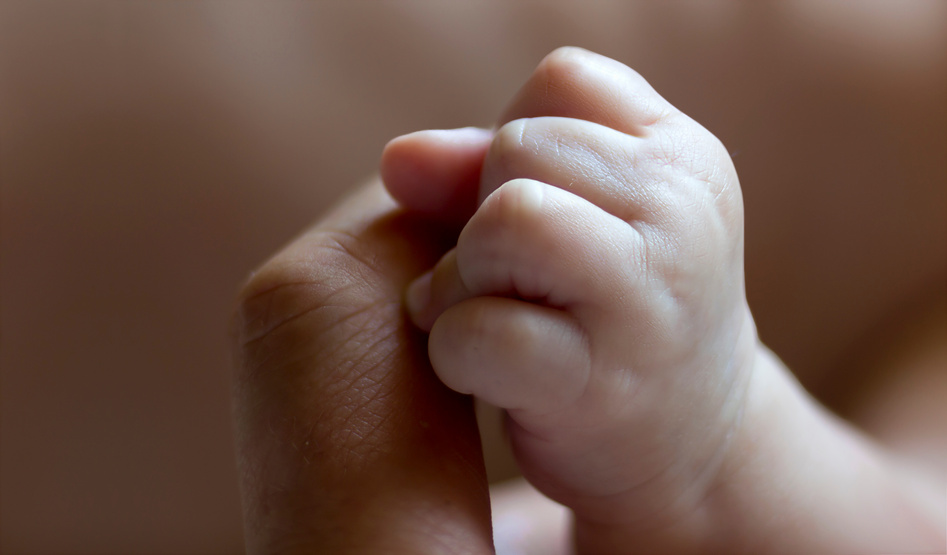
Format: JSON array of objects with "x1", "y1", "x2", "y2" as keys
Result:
[{"x1": 380, "y1": 48, "x2": 943, "y2": 554}]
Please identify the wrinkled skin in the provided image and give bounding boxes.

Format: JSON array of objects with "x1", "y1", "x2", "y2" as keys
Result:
[{"x1": 231, "y1": 183, "x2": 493, "y2": 554}]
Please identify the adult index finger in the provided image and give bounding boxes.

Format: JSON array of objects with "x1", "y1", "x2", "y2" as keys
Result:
[{"x1": 231, "y1": 179, "x2": 493, "y2": 554}]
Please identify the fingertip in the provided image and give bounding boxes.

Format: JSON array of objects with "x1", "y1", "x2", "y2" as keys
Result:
[
  {"x1": 380, "y1": 127, "x2": 493, "y2": 223},
  {"x1": 427, "y1": 297, "x2": 591, "y2": 413},
  {"x1": 499, "y1": 47, "x2": 675, "y2": 136},
  {"x1": 380, "y1": 131, "x2": 428, "y2": 206}
]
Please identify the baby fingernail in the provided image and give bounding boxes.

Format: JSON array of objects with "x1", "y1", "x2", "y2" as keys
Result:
[{"x1": 405, "y1": 271, "x2": 433, "y2": 326}]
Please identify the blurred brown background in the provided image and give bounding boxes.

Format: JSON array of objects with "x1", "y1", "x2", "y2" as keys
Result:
[{"x1": 1, "y1": 2, "x2": 944, "y2": 553}]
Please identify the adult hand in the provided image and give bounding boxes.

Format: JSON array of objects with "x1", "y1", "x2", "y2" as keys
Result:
[{"x1": 230, "y1": 180, "x2": 493, "y2": 554}]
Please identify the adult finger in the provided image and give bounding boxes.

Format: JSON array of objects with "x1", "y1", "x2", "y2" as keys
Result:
[{"x1": 231, "y1": 180, "x2": 493, "y2": 554}]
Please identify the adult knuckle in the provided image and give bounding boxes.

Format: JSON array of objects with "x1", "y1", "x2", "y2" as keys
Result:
[
  {"x1": 232, "y1": 231, "x2": 377, "y2": 359},
  {"x1": 235, "y1": 259, "x2": 319, "y2": 349}
]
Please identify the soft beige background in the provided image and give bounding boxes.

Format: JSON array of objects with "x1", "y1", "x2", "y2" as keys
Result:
[{"x1": 2, "y1": 2, "x2": 944, "y2": 552}]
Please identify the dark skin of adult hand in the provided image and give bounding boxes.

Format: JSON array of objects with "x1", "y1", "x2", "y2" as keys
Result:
[{"x1": 230, "y1": 180, "x2": 493, "y2": 554}]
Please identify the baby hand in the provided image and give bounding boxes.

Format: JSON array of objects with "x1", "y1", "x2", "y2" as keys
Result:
[
  {"x1": 400, "y1": 47, "x2": 752, "y2": 528},
  {"x1": 382, "y1": 48, "x2": 945, "y2": 554}
]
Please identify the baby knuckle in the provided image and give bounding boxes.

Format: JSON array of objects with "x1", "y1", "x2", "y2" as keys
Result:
[
  {"x1": 535, "y1": 46, "x2": 593, "y2": 90},
  {"x1": 651, "y1": 127, "x2": 744, "y2": 240},
  {"x1": 697, "y1": 135, "x2": 744, "y2": 240}
]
